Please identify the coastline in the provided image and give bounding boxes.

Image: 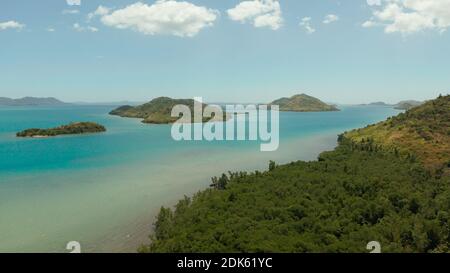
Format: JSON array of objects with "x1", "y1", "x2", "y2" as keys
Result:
[
  {"x1": 106, "y1": 132, "x2": 340, "y2": 253},
  {"x1": 0, "y1": 105, "x2": 400, "y2": 253}
]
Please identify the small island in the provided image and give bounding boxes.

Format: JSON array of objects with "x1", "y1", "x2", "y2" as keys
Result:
[
  {"x1": 17, "y1": 122, "x2": 106, "y2": 138},
  {"x1": 270, "y1": 93, "x2": 340, "y2": 112},
  {"x1": 110, "y1": 97, "x2": 227, "y2": 124}
]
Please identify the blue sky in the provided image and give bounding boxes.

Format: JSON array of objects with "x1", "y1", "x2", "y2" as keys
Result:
[{"x1": 0, "y1": 0, "x2": 449, "y2": 104}]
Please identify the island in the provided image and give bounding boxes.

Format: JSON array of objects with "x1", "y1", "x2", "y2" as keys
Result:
[
  {"x1": 141, "y1": 95, "x2": 450, "y2": 253},
  {"x1": 16, "y1": 122, "x2": 106, "y2": 138},
  {"x1": 0, "y1": 97, "x2": 68, "y2": 106},
  {"x1": 269, "y1": 93, "x2": 339, "y2": 112},
  {"x1": 110, "y1": 97, "x2": 227, "y2": 124},
  {"x1": 360, "y1": 101, "x2": 393, "y2": 106}
]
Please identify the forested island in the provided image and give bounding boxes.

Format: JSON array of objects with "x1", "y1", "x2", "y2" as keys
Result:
[
  {"x1": 110, "y1": 97, "x2": 226, "y2": 124},
  {"x1": 141, "y1": 95, "x2": 450, "y2": 253},
  {"x1": 17, "y1": 122, "x2": 106, "y2": 138},
  {"x1": 270, "y1": 94, "x2": 339, "y2": 112}
]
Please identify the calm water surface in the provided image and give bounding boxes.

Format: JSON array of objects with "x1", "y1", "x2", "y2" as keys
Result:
[{"x1": 0, "y1": 105, "x2": 400, "y2": 252}]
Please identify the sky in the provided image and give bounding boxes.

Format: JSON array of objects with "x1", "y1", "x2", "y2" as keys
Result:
[{"x1": 0, "y1": 0, "x2": 449, "y2": 104}]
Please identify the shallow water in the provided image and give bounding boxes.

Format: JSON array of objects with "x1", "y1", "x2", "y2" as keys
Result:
[{"x1": 0, "y1": 105, "x2": 400, "y2": 252}]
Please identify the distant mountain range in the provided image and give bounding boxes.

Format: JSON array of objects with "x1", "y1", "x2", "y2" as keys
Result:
[
  {"x1": 0, "y1": 97, "x2": 68, "y2": 106},
  {"x1": 361, "y1": 100, "x2": 424, "y2": 110}
]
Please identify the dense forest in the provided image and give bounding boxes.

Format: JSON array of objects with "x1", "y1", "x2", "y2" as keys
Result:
[{"x1": 141, "y1": 95, "x2": 450, "y2": 253}]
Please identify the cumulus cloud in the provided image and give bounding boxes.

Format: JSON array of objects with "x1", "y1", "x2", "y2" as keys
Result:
[
  {"x1": 323, "y1": 14, "x2": 339, "y2": 24},
  {"x1": 0, "y1": 21, "x2": 25, "y2": 31},
  {"x1": 365, "y1": 0, "x2": 450, "y2": 34},
  {"x1": 100, "y1": 1, "x2": 218, "y2": 37},
  {"x1": 67, "y1": 0, "x2": 81, "y2": 6},
  {"x1": 299, "y1": 17, "x2": 315, "y2": 34},
  {"x1": 227, "y1": 0, "x2": 283, "y2": 30}
]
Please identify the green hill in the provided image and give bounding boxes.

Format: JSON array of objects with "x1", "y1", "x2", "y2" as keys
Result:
[
  {"x1": 344, "y1": 95, "x2": 449, "y2": 174},
  {"x1": 17, "y1": 122, "x2": 106, "y2": 137},
  {"x1": 110, "y1": 97, "x2": 225, "y2": 124},
  {"x1": 141, "y1": 95, "x2": 450, "y2": 253},
  {"x1": 270, "y1": 94, "x2": 339, "y2": 112}
]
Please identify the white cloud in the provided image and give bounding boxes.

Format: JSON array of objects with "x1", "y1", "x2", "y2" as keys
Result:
[
  {"x1": 0, "y1": 21, "x2": 25, "y2": 31},
  {"x1": 227, "y1": 0, "x2": 283, "y2": 30},
  {"x1": 73, "y1": 23, "x2": 98, "y2": 32},
  {"x1": 67, "y1": 0, "x2": 81, "y2": 6},
  {"x1": 62, "y1": 9, "x2": 79, "y2": 15},
  {"x1": 362, "y1": 20, "x2": 378, "y2": 28},
  {"x1": 365, "y1": 0, "x2": 450, "y2": 34},
  {"x1": 323, "y1": 14, "x2": 339, "y2": 24},
  {"x1": 88, "y1": 6, "x2": 111, "y2": 20},
  {"x1": 100, "y1": 1, "x2": 218, "y2": 37},
  {"x1": 299, "y1": 17, "x2": 315, "y2": 34},
  {"x1": 46, "y1": 27, "x2": 56, "y2": 32}
]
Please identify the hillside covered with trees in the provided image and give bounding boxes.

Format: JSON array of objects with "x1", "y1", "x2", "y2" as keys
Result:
[
  {"x1": 344, "y1": 95, "x2": 449, "y2": 175},
  {"x1": 141, "y1": 95, "x2": 450, "y2": 253}
]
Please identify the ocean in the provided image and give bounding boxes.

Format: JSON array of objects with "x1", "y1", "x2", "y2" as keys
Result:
[{"x1": 0, "y1": 105, "x2": 400, "y2": 252}]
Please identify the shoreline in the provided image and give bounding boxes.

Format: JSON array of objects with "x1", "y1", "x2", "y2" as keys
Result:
[
  {"x1": 0, "y1": 105, "x2": 400, "y2": 253},
  {"x1": 104, "y1": 132, "x2": 340, "y2": 253}
]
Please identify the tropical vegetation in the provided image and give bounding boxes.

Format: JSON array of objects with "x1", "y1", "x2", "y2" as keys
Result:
[{"x1": 141, "y1": 95, "x2": 450, "y2": 253}]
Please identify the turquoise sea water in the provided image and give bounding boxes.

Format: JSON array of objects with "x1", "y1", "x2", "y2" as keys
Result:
[{"x1": 0, "y1": 105, "x2": 400, "y2": 252}]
